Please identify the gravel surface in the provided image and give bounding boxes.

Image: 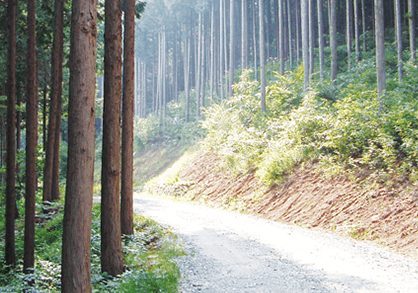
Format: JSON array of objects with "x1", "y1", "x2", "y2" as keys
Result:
[{"x1": 134, "y1": 194, "x2": 418, "y2": 293}]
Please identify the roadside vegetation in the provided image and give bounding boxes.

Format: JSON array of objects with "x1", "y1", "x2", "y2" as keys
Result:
[{"x1": 0, "y1": 200, "x2": 184, "y2": 292}]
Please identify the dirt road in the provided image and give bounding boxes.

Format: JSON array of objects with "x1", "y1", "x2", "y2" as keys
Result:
[{"x1": 134, "y1": 194, "x2": 418, "y2": 292}]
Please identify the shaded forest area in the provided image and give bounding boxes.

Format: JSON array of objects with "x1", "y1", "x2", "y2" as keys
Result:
[{"x1": 0, "y1": 0, "x2": 418, "y2": 291}]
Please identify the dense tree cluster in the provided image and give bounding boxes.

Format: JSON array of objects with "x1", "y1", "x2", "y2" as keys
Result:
[{"x1": 134, "y1": 0, "x2": 417, "y2": 118}]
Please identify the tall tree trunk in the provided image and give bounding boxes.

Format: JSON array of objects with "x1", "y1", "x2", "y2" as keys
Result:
[
  {"x1": 101, "y1": 0, "x2": 124, "y2": 277},
  {"x1": 241, "y1": 0, "x2": 248, "y2": 70},
  {"x1": 296, "y1": 0, "x2": 301, "y2": 63},
  {"x1": 210, "y1": 2, "x2": 215, "y2": 100},
  {"x1": 362, "y1": 0, "x2": 366, "y2": 52},
  {"x1": 259, "y1": 0, "x2": 266, "y2": 111},
  {"x1": 61, "y1": 0, "x2": 97, "y2": 290},
  {"x1": 229, "y1": 0, "x2": 235, "y2": 97},
  {"x1": 318, "y1": 0, "x2": 325, "y2": 78},
  {"x1": 330, "y1": 0, "x2": 338, "y2": 82},
  {"x1": 220, "y1": 0, "x2": 225, "y2": 101},
  {"x1": 354, "y1": 0, "x2": 361, "y2": 62},
  {"x1": 287, "y1": 0, "x2": 293, "y2": 69},
  {"x1": 395, "y1": 0, "x2": 403, "y2": 81},
  {"x1": 51, "y1": 0, "x2": 65, "y2": 201},
  {"x1": 24, "y1": 0, "x2": 37, "y2": 273},
  {"x1": 196, "y1": 13, "x2": 202, "y2": 118},
  {"x1": 201, "y1": 21, "x2": 206, "y2": 109},
  {"x1": 5, "y1": 0, "x2": 16, "y2": 268},
  {"x1": 279, "y1": 0, "x2": 285, "y2": 75},
  {"x1": 408, "y1": 0, "x2": 416, "y2": 60},
  {"x1": 184, "y1": 26, "x2": 190, "y2": 122},
  {"x1": 253, "y1": 0, "x2": 258, "y2": 79},
  {"x1": 347, "y1": 0, "x2": 353, "y2": 69},
  {"x1": 121, "y1": 0, "x2": 135, "y2": 236},
  {"x1": 308, "y1": 0, "x2": 315, "y2": 76},
  {"x1": 301, "y1": 0, "x2": 309, "y2": 88},
  {"x1": 375, "y1": 0, "x2": 386, "y2": 98}
]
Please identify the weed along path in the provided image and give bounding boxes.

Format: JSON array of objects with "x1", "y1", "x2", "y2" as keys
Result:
[{"x1": 134, "y1": 193, "x2": 418, "y2": 293}]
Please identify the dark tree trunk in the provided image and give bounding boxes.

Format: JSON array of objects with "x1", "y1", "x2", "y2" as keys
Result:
[
  {"x1": 61, "y1": 0, "x2": 97, "y2": 291},
  {"x1": 24, "y1": 0, "x2": 37, "y2": 273},
  {"x1": 51, "y1": 0, "x2": 65, "y2": 201},
  {"x1": 101, "y1": 0, "x2": 124, "y2": 276},
  {"x1": 121, "y1": 0, "x2": 135, "y2": 236},
  {"x1": 5, "y1": 0, "x2": 17, "y2": 268},
  {"x1": 318, "y1": 0, "x2": 325, "y2": 78}
]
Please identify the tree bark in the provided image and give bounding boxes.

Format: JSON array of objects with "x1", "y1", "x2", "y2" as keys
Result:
[
  {"x1": 61, "y1": 0, "x2": 97, "y2": 291},
  {"x1": 210, "y1": 2, "x2": 215, "y2": 100},
  {"x1": 5, "y1": 0, "x2": 16, "y2": 268},
  {"x1": 241, "y1": 0, "x2": 248, "y2": 70},
  {"x1": 395, "y1": 0, "x2": 403, "y2": 81},
  {"x1": 24, "y1": 0, "x2": 37, "y2": 273},
  {"x1": 259, "y1": 0, "x2": 266, "y2": 111},
  {"x1": 287, "y1": 0, "x2": 293, "y2": 69},
  {"x1": 308, "y1": 0, "x2": 315, "y2": 76},
  {"x1": 375, "y1": 0, "x2": 386, "y2": 98},
  {"x1": 408, "y1": 0, "x2": 416, "y2": 60},
  {"x1": 347, "y1": 0, "x2": 353, "y2": 69},
  {"x1": 220, "y1": 0, "x2": 225, "y2": 101},
  {"x1": 121, "y1": 0, "x2": 135, "y2": 236},
  {"x1": 101, "y1": 0, "x2": 124, "y2": 276},
  {"x1": 354, "y1": 0, "x2": 361, "y2": 62},
  {"x1": 196, "y1": 13, "x2": 202, "y2": 118},
  {"x1": 44, "y1": 0, "x2": 64, "y2": 203},
  {"x1": 330, "y1": 0, "x2": 338, "y2": 82},
  {"x1": 229, "y1": 0, "x2": 235, "y2": 97},
  {"x1": 362, "y1": 0, "x2": 366, "y2": 52},
  {"x1": 301, "y1": 0, "x2": 309, "y2": 88},
  {"x1": 279, "y1": 0, "x2": 285, "y2": 75},
  {"x1": 318, "y1": 0, "x2": 325, "y2": 78},
  {"x1": 51, "y1": 0, "x2": 65, "y2": 201}
]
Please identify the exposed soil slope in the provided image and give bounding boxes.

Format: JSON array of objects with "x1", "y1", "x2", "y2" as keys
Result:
[{"x1": 151, "y1": 150, "x2": 418, "y2": 261}]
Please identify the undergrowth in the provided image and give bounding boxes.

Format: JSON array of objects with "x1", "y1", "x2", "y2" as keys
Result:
[
  {"x1": 201, "y1": 54, "x2": 418, "y2": 186},
  {"x1": 0, "y1": 202, "x2": 184, "y2": 292}
]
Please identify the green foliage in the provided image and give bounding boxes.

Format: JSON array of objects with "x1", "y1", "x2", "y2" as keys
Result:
[
  {"x1": 201, "y1": 52, "x2": 418, "y2": 185},
  {"x1": 0, "y1": 203, "x2": 183, "y2": 292}
]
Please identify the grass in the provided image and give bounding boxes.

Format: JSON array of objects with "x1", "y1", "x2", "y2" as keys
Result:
[{"x1": 0, "y1": 201, "x2": 184, "y2": 292}]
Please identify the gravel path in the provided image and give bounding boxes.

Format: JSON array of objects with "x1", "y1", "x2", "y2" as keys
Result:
[{"x1": 134, "y1": 194, "x2": 418, "y2": 293}]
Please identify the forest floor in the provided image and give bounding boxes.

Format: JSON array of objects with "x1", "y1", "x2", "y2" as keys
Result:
[{"x1": 137, "y1": 139, "x2": 418, "y2": 262}]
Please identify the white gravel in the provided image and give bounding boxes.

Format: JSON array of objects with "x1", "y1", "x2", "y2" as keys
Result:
[{"x1": 133, "y1": 194, "x2": 418, "y2": 293}]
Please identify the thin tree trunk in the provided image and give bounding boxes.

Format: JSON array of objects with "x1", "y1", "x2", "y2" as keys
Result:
[
  {"x1": 210, "y1": 2, "x2": 215, "y2": 100},
  {"x1": 61, "y1": 0, "x2": 97, "y2": 290},
  {"x1": 184, "y1": 26, "x2": 190, "y2": 122},
  {"x1": 362, "y1": 0, "x2": 366, "y2": 52},
  {"x1": 121, "y1": 0, "x2": 135, "y2": 236},
  {"x1": 279, "y1": 0, "x2": 285, "y2": 75},
  {"x1": 287, "y1": 0, "x2": 293, "y2": 69},
  {"x1": 330, "y1": 0, "x2": 338, "y2": 82},
  {"x1": 253, "y1": 0, "x2": 258, "y2": 79},
  {"x1": 375, "y1": 0, "x2": 386, "y2": 98},
  {"x1": 101, "y1": 0, "x2": 124, "y2": 277},
  {"x1": 259, "y1": 0, "x2": 266, "y2": 111},
  {"x1": 24, "y1": 0, "x2": 37, "y2": 273},
  {"x1": 308, "y1": 0, "x2": 315, "y2": 76},
  {"x1": 408, "y1": 0, "x2": 416, "y2": 60},
  {"x1": 317, "y1": 0, "x2": 325, "y2": 78},
  {"x1": 296, "y1": 0, "x2": 301, "y2": 63},
  {"x1": 347, "y1": 0, "x2": 352, "y2": 69},
  {"x1": 5, "y1": 0, "x2": 17, "y2": 268},
  {"x1": 301, "y1": 0, "x2": 309, "y2": 88},
  {"x1": 220, "y1": 0, "x2": 225, "y2": 100},
  {"x1": 229, "y1": 0, "x2": 235, "y2": 97},
  {"x1": 51, "y1": 0, "x2": 65, "y2": 201},
  {"x1": 241, "y1": 0, "x2": 248, "y2": 70},
  {"x1": 395, "y1": 0, "x2": 403, "y2": 81},
  {"x1": 196, "y1": 13, "x2": 202, "y2": 119},
  {"x1": 354, "y1": 0, "x2": 361, "y2": 62}
]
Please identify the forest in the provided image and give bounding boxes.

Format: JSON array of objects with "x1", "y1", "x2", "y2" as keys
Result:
[{"x1": 1, "y1": 0, "x2": 418, "y2": 291}]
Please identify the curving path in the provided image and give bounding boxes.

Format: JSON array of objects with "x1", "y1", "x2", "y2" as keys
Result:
[{"x1": 134, "y1": 194, "x2": 418, "y2": 293}]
